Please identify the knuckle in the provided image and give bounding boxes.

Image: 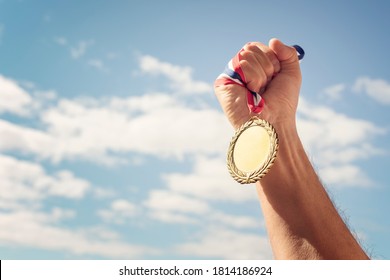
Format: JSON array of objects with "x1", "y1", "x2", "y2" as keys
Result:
[
  {"x1": 245, "y1": 44, "x2": 259, "y2": 52},
  {"x1": 239, "y1": 50, "x2": 255, "y2": 61},
  {"x1": 263, "y1": 62, "x2": 275, "y2": 77},
  {"x1": 238, "y1": 59, "x2": 251, "y2": 71}
]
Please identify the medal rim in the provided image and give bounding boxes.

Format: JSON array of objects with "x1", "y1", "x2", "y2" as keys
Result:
[{"x1": 227, "y1": 117, "x2": 278, "y2": 184}]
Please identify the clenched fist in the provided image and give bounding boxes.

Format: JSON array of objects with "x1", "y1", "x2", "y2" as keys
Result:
[{"x1": 214, "y1": 38, "x2": 302, "y2": 130}]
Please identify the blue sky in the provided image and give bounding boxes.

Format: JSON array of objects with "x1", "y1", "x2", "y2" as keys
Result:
[{"x1": 0, "y1": 0, "x2": 389, "y2": 259}]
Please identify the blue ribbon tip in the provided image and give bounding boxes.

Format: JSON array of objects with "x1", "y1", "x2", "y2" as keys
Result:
[{"x1": 292, "y1": 45, "x2": 305, "y2": 60}]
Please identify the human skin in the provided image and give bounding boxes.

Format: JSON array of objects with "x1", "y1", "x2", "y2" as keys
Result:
[{"x1": 214, "y1": 38, "x2": 369, "y2": 259}]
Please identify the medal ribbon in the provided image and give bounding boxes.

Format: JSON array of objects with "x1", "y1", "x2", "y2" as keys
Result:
[{"x1": 215, "y1": 44, "x2": 304, "y2": 114}]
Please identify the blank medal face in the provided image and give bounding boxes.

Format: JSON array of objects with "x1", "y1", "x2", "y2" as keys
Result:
[
  {"x1": 233, "y1": 125, "x2": 270, "y2": 173},
  {"x1": 227, "y1": 117, "x2": 278, "y2": 184}
]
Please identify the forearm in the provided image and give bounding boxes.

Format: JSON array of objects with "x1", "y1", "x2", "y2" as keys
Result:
[{"x1": 256, "y1": 120, "x2": 369, "y2": 259}]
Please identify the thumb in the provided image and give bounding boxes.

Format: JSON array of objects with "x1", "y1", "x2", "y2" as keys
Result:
[
  {"x1": 267, "y1": 38, "x2": 301, "y2": 83},
  {"x1": 269, "y1": 38, "x2": 299, "y2": 64},
  {"x1": 261, "y1": 38, "x2": 302, "y2": 108}
]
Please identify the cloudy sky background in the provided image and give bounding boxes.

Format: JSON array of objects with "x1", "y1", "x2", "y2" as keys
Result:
[{"x1": 0, "y1": 0, "x2": 389, "y2": 259}]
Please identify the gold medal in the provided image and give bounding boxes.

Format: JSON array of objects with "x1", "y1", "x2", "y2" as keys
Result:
[
  {"x1": 218, "y1": 44, "x2": 304, "y2": 184},
  {"x1": 227, "y1": 117, "x2": 278, "y2": 184}
]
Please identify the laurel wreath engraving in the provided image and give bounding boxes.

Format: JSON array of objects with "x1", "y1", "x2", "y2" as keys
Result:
[{"x1": 227, "y1": 117, "x2": 279, "y2": 184}]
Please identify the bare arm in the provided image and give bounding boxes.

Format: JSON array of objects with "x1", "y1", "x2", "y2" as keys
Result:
[
  {"x1": 257, "y1": 121, "x2": 368, "y2": 259},
  {"x1": 215, "y1": 39, "x2": 368, "y2": 259}
]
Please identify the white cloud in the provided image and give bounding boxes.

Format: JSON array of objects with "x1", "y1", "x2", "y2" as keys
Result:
[
  {"x1": 139, "y1": 55, "x2": 212, "y2": 94},
  {"x1": 143, "y1": 178, "x2": 262, "y2": 227},
  {"x1": 111, "y1": 199, "x2": 136, "y2": 213},
  {"x1": 142, "y1": 163, "x2": 263, "y2": 229},
  {"x1": 297, "y1": 97, "x2": 386, "y2": 187},
  {"x1": 108, "y1": 92, "x2": 183, "y2": 113},
  {"x1": 98, "y1": 199, "x2": 137, "y2": 224},
  {"x1": 70, "y1": 40, "x2": 94, "y2": 59},
  {"x1": 0, "y1": 154, "x2": 158, "y2": 258},
  {"x1": 1, "y1": 83, "x2": 230, "y2": 164},
  {"x1": 210, "y1": 211, "x2": 262, "y2": 230},
  {"x1": 47, "y1": 170, "x2": 91, "y2": 198},
  {"x1": 142, "y1": 184, "x2": 267, "y2": 257},
  {"x1": 353, "y1": 76, "x2": 390, "y2": 104},
  {"x1": 163, "y1": 156, "x2": 258, "y2": 202},
  {"x1": 148, "y1": 211, "x2": 198, "y2": 225},
  {"x1": 145, "y1": 190, "x2": 210, "y2": 215},
  {"x1": 0, "y1": 75, "x2": 32, "y2": 115},
  {"x1": 175, "y1": 226, "x2": 272, "y2": 259},
  {"x1": 0, "y1": 76, "x2": 53, "y2": 116},
  {"x1": 50, "y1": 207, "x2": 76, "y2": 222},
  {"x1": 316, "y1": 144, "x2": 383, "y2": 166},
  {"x1": 144, "y1": 190, "x2": 210, "y2": 224},
  {"x1": 0, "y1": 154, "x2": 90, "y2": 210},
  {"x1": 6, "y1": 93, "x2": 229, "y2": 163},
  {"x1": 322, "y1": 83, "x2": 345, "y2": 101},
  {"x1": 0, "y1": 119, "x2": 56, "y2": 159},
  {"x1": 91, "y1": 186, "x2": 116, "y2": 199},
  {"x1": 319, "y1": 165, "x2": 373, "y2": 187},
  {"x1": 0, "y1": 153, "x2": 149, "y2": 258},
  {"x1": 298, "y1": 98, "x2": 384, "y2": 151},
  {"x1": 0, "y1": 210, "x2": 158, "y2": 259}
]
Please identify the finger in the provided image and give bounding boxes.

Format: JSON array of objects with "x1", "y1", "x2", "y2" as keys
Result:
[
  {"x1": 241, "y1": 43, "x2": 278, "y2": 80},
  {"x1": 246, "y1": 42, "x2": 281, "y2": 74},
  {"x1": 239, "y1": 43, "x2": 278, "y2": 93},
  {"x1": 239, "y1": 57, "x2": 267, "y2": 93},
  {"x1": 243, "y1": 47, "x2": 274, "y2": 84}
]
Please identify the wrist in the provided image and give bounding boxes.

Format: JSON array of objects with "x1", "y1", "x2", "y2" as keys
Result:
[
  {"x1": 258, "y1": 119, "x2": 304, "y2": 192},
  {"x1": 259, "y1": 101, "x2": 297, "y2": 130}
]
